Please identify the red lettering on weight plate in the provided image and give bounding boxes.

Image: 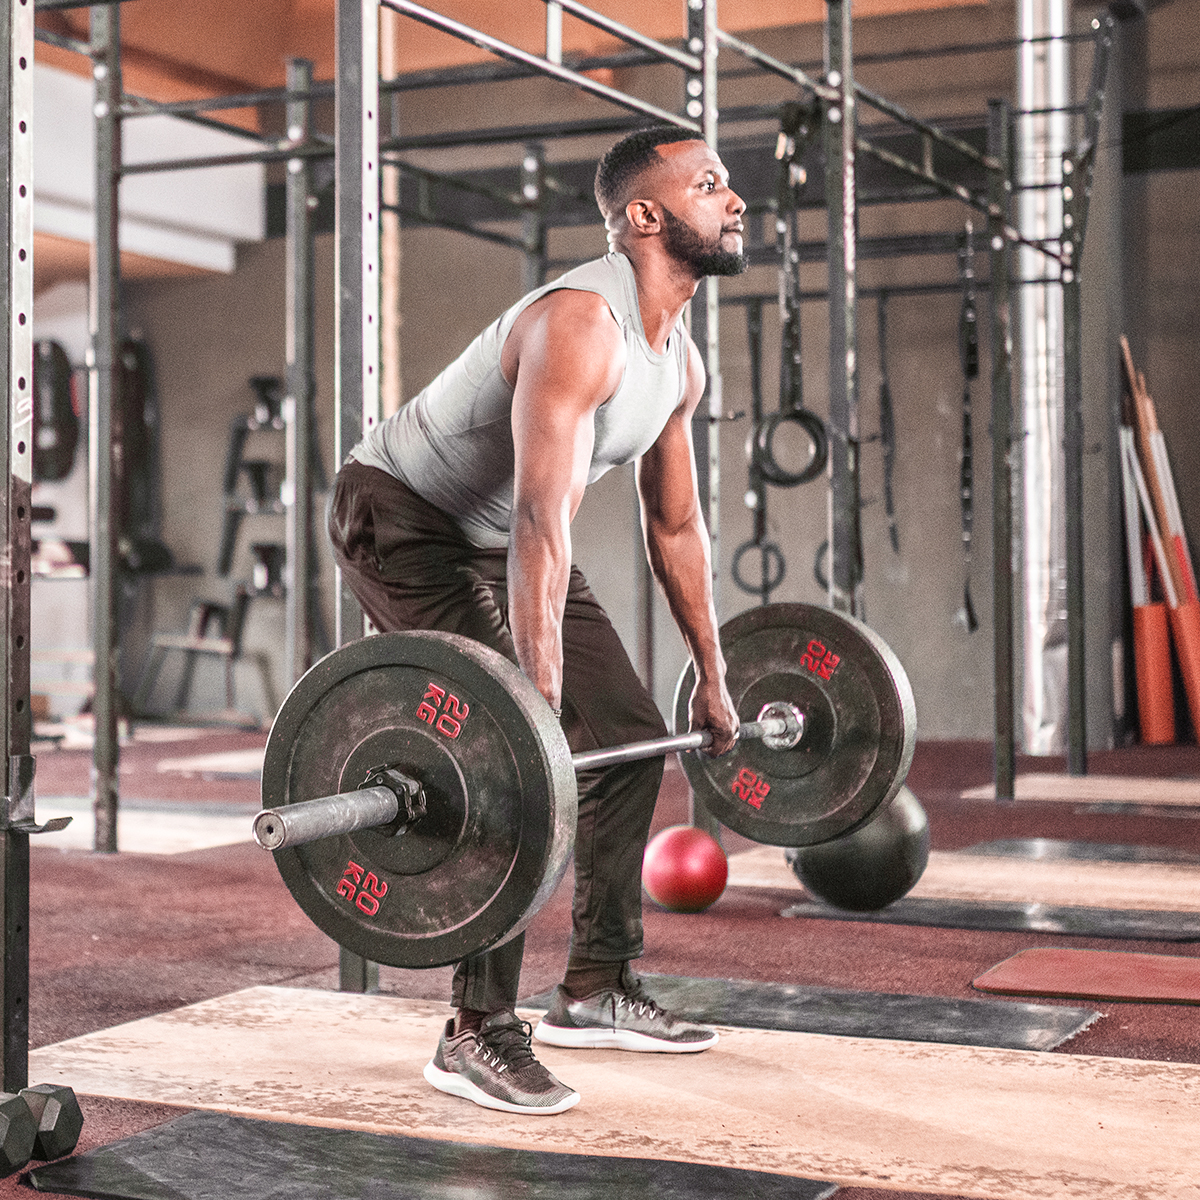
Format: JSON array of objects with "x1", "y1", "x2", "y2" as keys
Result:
[
  {"x1": 338, "y1": 860, "x2": 388, "y2": 915},
  {"x1": 416, "y1": 682, "x2": 446, "y2": 725},
  {"x1": 799, "y1": 638, "x2": 841, "y2": 681},
  {"x1": 417, "y1": 682, "x2": 470, "y2": 739},
  {"x1": 731, "y1": 766, "x2": 771, "y2": 810}
]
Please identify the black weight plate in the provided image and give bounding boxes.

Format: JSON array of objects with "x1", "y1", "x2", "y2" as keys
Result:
[
  {"x1": 262, "y1": 631, "x2": 576, "y2": 969},
  {"x1": 674, "y1": 603, "x2": 916, "y2": 846}
]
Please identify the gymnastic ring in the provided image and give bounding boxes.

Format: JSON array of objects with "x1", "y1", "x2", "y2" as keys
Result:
[
  {"x1": 732, "y1": 539, "x2": 786, "y2": 597},
  {"x1": 755, "y1": 409, "x2": 828, "y2": 488},
  {"x1": 814, "y1": 540, "x2": 830, "y2": 593}
]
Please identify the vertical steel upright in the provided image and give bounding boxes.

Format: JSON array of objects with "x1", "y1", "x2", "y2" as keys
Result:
[
  {"x1": 683, "y1": 0, "x2": 721, "y2": 581},
  {"x1": 1061, "y1": 153, "x2": 1085, "y2": 776},
  {"x1": 699, "y1": 0, "x2": 720, "y2": 589},
  {"x1": 90, "y1": 2, "x2": 122, "y2": 853},
  {"x1": 334, "y1": 0, "x2": 380, "y2": 652},
  {"x1": 683, "y1": 0, "x2": 722, "y2": 839},
  {"x1": 284, "y1": 58, "x2": 315, "y2": 687},
  {"x1": 0, "y1": 0, "x2": 35, "y2": 1092},
  {"x1": 823, "y1": 0, "x2": 859, "y2": 616},
  {"x1": 987, "y1": 99, "x2": 1016, "y2": 801},
  {"x1": 1017, "y1": 0, "x2": 1070, "y2": 756},
  {"x1": 334, "y1": 0, "x2": 381, "y2": 993},
  {"x1": 1061, "y1": 15, "x2": 1113, "y2": 774},
  {"x1": 379, "y1": 4, "x2": 403, "y2": 421},
  {"x1": 520, "y1": 142, "x2": 547, "y2": 293}
]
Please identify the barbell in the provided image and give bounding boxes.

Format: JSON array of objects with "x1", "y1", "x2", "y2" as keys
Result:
[
  {"x1": 254, "y1": 701, "x2": 806, "y2": 853},
  {"x1": 255, "y1": 602, "x2": 916, "y2": 970}
]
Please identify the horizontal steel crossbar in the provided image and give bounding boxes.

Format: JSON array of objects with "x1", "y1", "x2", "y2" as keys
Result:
[
  {"x1": 540, "y1": 0, "x2": 701, "y2": 73},
  {"x1": 716, "y1": 29, "x2": 833, "y2": 101},
  {"x1": 381, "y1": 0, "x2": 699, "y2": 133}
]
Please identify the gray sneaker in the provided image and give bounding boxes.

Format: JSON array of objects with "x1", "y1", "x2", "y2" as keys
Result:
[
  {"x1": 423, "y1": 1011, "x2": 580, "y2": 1115},
  {"x1": 533, "y1": 969, "x2": 719, "y2": 1053}
]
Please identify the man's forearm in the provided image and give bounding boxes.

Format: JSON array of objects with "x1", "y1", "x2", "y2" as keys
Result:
[
  {"x1": 644, "y1": 512, "x2": 725, "y2": 682},
  {"x1": 507, "y1": 514, "x2": 571, "y2": 708}
]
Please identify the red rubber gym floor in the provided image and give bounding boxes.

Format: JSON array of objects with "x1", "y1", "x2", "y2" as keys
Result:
[{"x1": 12, "y1": 733, "x2": 1200, "y2": 1200}]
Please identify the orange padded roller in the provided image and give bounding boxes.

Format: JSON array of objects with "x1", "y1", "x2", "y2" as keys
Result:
[
  {"x1": 1133, "y1": 602, "x2": 1175, "y2": 744},
  {"x1": 1168, "y1": 600, "x2": 1200, "y2": 736}
]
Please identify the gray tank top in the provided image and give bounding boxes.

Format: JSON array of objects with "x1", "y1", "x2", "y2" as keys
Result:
[{"x1": 350, "y1": 252, "x2": 690, "y2": 548}]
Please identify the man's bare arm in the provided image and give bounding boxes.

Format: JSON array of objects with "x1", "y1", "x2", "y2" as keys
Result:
[
  {"x1": 505, "y1": 290, "x2": 625, "y2": 709},
  {"x1": 636, "y1": 336, "x2": 738, "y2": 753}
]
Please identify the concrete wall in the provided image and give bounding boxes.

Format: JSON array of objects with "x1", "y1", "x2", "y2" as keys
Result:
[{"x1": 113, "y1": 0, "x2": 1200, "y2": 741}]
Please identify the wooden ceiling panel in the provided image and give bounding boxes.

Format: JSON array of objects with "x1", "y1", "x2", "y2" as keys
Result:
[
  {"x1": 33, "y1": 232, "x2": 212, "y2": 297},
  {"x1": 37, "y1": 0, "x2": 987, "y2": 100}
]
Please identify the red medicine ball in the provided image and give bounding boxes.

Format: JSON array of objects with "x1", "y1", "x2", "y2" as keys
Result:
[{"x1": 642, "y1": 824, "x2": 728, "y2": 913}]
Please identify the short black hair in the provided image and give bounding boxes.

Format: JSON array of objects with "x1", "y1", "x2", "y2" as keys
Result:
[{"x1": 594, "y1": 126, "x2": 704, "y2": 219}]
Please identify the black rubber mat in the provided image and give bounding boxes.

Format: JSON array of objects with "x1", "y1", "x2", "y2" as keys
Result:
[
  {"x1": 29, "y1": 1111, "x2": 838, "y2": 1200},
  {"x1": 521, "y1": 972, "x2": 1098, "y2": 1051},
  {"x1": 959, "y1": 837, "x2": 1200, "y2": 865},
  {"x1": 780, "y1": 897, "x2": 1200, "y2": 941}
]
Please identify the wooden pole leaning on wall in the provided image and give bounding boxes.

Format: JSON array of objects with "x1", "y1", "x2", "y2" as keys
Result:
[{"x1": 1121, "y1": 338, "x2": 1200, "y2": 738}]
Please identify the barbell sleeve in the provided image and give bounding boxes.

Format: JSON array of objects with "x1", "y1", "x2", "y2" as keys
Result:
[{"x1": 253, "y1": 785, "x2": 400, "y2": 851}]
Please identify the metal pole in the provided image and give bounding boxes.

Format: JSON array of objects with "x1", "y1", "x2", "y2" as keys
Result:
[
  {"x1": 89, "y1": 2, "x2": 121, "y2": 853},
  {"x1": 545, "y1": 1, "x2": 563, "y2": 65},
  {"x1": 334, "y1": 0, "x2": 381, "y2": 993},
  {"x1": 682, "y1": 0, "x2": 721, "y2": 840},
  {"x1": 0, "y1": 0, "x2": 35, "y2": 1092},
  {"x1": 334, "y1": 0, "x2": 380, "y2": 651},
  {"x1": 700, "y1": 0, "x2": 720, "y2": 603},
  {"x1": 1060, "y1": 16, "x2": 1112, "y2": 771},
  {"x1": 380, "y1": 4, "x2": 403, "y2": 420},
  {"x1": 988, "y1": 99, "x2": 1016, "y2": 801},
  {"x1": 285, "y1": 58, "x2": 315, "y2": 688},
  {"x1": 823, "y1": 0, "x2": 859, "y2": 617},
  {"x1": 1062, "y1": 148, "x2": 1085, "y2": 775},
  {"x1": 1017, "y1": 0, "x2": 1070, "y2": 755},
  {"x1": 520, "y1": 142, "x2": 547, "y2": 292}
]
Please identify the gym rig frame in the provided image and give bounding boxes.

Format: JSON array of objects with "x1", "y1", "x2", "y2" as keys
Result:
[{"x1": 0, "y1": 0, "x2": 1114, "y2": 1039}]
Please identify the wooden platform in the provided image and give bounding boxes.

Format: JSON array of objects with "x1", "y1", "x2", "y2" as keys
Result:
[
  {"x1": 959, "y1": 773, "x2": 1200, "y2": 805},
  {"x1": 27, "y1": 986, "x2": 1200, "y2": 1199},
  {"x1": 726, "y1": 845, "x2": 1200, "y2": 912}
]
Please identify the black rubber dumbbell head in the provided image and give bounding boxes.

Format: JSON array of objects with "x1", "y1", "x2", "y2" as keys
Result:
[{"x1": 20, "y1": 1084, "x2": 83, "y2": 1161}]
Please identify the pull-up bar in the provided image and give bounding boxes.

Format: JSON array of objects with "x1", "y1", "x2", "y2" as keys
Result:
[
  {"x1": 381, "y1": 0, "x2": 698, "y2": 133},
  {"x1": 538, "y1": 0, "x2": 702, "y2": 74}
]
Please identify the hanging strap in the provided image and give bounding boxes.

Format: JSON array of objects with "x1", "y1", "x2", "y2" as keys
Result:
[
  {"x1": 958, "y1": 222, "x2": 980, "y2": 633},
  {"x1": 877, "y1": 291, "x2": 899, "y2": 554}
]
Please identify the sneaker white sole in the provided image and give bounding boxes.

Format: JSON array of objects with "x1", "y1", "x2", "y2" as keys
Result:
[
  {"x1": 423, "y1": 1059, "x2": 581, "y2": 1115},
  {"x1": 532, "y1": 1020, "x2": 719, "y2": 1053}
]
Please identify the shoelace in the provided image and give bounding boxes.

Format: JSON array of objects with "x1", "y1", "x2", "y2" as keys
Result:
[
  {"x1": 477, "y1": 1018, "x2": 538, "y2": 1073},
  {"x1": 613, "y1": 986, "x2": 665, "y2": 1022}
]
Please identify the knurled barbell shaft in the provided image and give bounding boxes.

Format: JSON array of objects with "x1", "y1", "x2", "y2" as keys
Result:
[
  {"x1": 571, "y1": 711, "x2": 800, "y2": 771},
  {"x1": 254, "y1": 705, "x2": 804, "y2": 852}
]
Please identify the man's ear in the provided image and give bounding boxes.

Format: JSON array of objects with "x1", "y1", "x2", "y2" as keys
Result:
[{"x1": 625, "y1": 198, "x2": 662, "y2": 236}]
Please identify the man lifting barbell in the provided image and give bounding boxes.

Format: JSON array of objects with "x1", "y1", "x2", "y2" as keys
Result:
[{"x1": 328, "y1": 127, "x2": 748, "y2": 1115}]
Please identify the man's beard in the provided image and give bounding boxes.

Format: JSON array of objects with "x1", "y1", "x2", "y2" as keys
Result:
[{"x1": 661, "y1": 206, "x2": 747, "y2": 277}]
